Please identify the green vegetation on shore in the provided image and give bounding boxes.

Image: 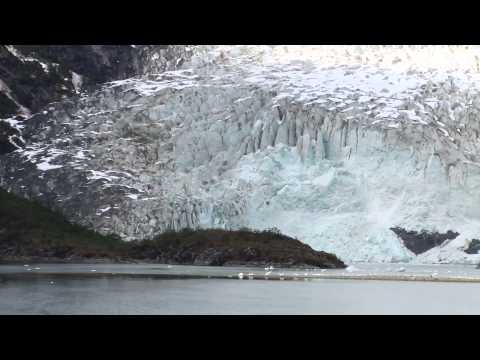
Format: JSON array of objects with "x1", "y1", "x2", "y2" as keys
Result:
[
  {"x1": 0, "y1": 188, "x2": 346, "y2": 268},
  {"x1": 0, "y1": 188, "x2": 127, "y2": 259}
]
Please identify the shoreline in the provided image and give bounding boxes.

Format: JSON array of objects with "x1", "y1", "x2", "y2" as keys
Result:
[
  {"x1": 2, "y1": 263, "x2": 480, "y2": 283},
  {"x1": 0, "y1": 258, "x2": 342, "y2": 269}
]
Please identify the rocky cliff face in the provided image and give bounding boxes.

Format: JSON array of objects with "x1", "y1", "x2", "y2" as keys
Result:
[
  {"x1": 0, "y1": 45, "x2": 193, "y2": 154},
  {"x1": 0, "y1": 45, "x2": 193, "y2": 116},
  {"x1": 2, "y1": 45, "x2": 480, "y2": 263}
]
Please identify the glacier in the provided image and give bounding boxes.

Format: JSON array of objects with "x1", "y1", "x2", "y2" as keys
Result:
[{"x1": 2, "y1": 45, "x2": 480, "y2": 264}]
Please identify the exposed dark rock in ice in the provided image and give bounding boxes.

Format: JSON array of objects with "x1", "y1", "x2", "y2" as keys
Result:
[
  {"x1": 390, "y1": 227, "x2": 459, "y2": 255},
  {"x1": 465, "y1": 239, "x2": 480, "y2": 255}
]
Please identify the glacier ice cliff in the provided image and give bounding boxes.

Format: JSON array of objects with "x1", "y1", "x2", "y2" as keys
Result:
[{"x1": 2, "y1": 45, "x2": 480, "y2": 263}]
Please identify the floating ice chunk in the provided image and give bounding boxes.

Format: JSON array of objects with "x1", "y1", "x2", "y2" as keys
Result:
[{"x1": 346, "y1": 265, "x2": 358, "y2": 273}]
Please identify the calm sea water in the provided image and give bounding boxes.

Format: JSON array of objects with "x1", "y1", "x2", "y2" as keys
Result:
[{"x1": 1, "y1": 263, "x2": 480, "y2": 314}]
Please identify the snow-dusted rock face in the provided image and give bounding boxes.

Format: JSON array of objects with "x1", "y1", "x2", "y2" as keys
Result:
[
  {"x1": 0, "y1": 45, "x2": 193, "y2": 117},
  {"x1": 2, "y1": 45, "x2": 480, "y2": 263},
  {"x1": 0, "y1": 45, "x2": 193, "y2": 154}
]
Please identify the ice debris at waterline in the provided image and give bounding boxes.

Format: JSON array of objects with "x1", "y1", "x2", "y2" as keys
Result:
[{"x1": 3, "y1": 46, "x2": 480, "y2": 263}]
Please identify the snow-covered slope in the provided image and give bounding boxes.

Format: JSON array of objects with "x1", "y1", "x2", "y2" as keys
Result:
[{"x1": 2, "y1": 45, "x2": 480, "y2": 263}]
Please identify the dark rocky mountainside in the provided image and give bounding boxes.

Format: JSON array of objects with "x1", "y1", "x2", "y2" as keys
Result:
[
  {"x1": 0, "y1": 45, "x2": 192, "y2": 117},
  {"x1": 0, "y1": 45, "x2": 193, "y2": 155}
]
